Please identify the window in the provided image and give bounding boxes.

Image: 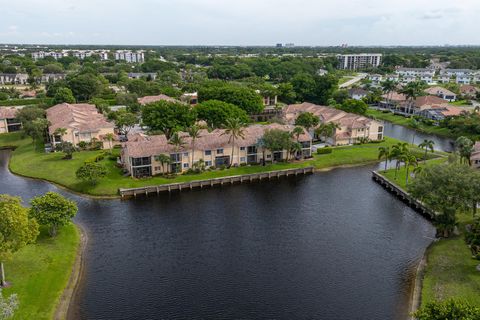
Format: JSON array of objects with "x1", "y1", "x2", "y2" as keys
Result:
[
  {"x1": 183, "y1": 163, "x2": 189, "y2": 168},
  {"x1": 240, "y1": 146, "x2": 246, "y2": 151},
  {"x1": 183, "y1": 152, "x2": 189, "y2": 157},
  {"x1": 205, "y1": 160, "x2": 212, "y2": 167},
  {"x1": 240, "y1": 157, "x2": 246, "y2": 162},
  {"x1": 170, "y1": 153, "x2": 182, "y2": 163},
  {"x1": 216, "y1": 148, "x2": 223, "y2": 154},
  {"x1": 205, "y1": 150, "x2": 212, "y2": 156}
]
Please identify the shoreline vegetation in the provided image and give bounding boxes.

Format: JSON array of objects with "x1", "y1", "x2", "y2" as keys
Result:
[
  {"x1": 366, "y1": 109, "x2": 458, "y2": 140},
  {"x1": 0, "y1": 131, "x2": 441, "y2": 197},
  {"x1": 378, "y1": 161, "x2": 480, "y2": 312},
  {"x1": 2, "y1": 224, "x2": 80, "y2": 320}
]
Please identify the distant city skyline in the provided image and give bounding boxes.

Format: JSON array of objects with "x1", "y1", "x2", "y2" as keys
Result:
[{"x1": 1, "y1": 0, "x2": 480, "y2": 46}]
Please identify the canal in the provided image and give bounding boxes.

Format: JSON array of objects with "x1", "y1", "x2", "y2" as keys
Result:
[{"x1": 0, "y1": 146, "x2": 436, "y2": 320}]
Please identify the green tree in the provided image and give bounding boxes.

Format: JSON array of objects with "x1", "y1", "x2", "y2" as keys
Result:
[
  {"x1": 381, "y1": 79, "x2": 397, "y2": 107},
  {"x1": 198, "y1": 83, "x2": 264, "y2": 114},
  {"x1": 142, "y1": 101, "x2": 196, "y2": 139},
  {"x1": 419, "y1": 139, "x2": 435, "y2": 163},
  {"x1": 196, "y1": 100, "x2": 249, "y2": 129},
  {"x1": 378, "y1": 146, "x2": 391, "y2": 172},
  {"x1": 404, "y1": 152, "x2": 418, "y2": 185},
  {"x1": 67, "y1": 73, "x2": 103, "y2": 101},
  {"x1": 103, "y1": 133, "x2": 115, "y2": 152},
  {"x1": 187, "y1": 125, "x2": 202, "y2": 166},
  {"x1": 261, "y1": 129, "x2": 292, "y2": 163},
  {"x1": 400, "y1": 81, "x2": 425, "y2": 114},
  {"x1": 391, "y1": 142, "x2": 409, "y2": 179},
  {"x1": 54, "y1": 127, "x2": 67, "y2": 143},
  {"x1": 76, "y1": 162, "x2": 107, "y2": 186},
  {"x1": 295, "y1": 112, "x2": 320, "y2": 133},
  {"x1": 53, "y1": 87, "x2": 76, "y2": 104},
  {"x1": 455, "y1": 136, "x2": 474, "y2": 165},
  {"x1": 338, "y1": 99, "x2": 368, "y2": 115},
  {"x1": 0, "y1": 195, "x2": 39, "y2": 287},
  {"x1": 155, "y1": 154, "x2": 171, "y2": 174},
  {"x1": 57, "y1": 141, "x2": 76, "y2": 159},
  {"x1": 221, "y1": 118, "x2": 246, "y2": 167},
  {"x1": 29, "y1": 192, "x2": 78, "y2": 237},
  {"x1": 413, "y1": 299, "x2": 480, "y2": 319},
  {"x1": 112, "y1": 110, "x2": 137, "y2": 136},
  {"x1": 292, "y1": 126, "x2": 305, "y2": 142},
  {"x1": 26, "y1": 118, "x2": 49, "y2": 150}
]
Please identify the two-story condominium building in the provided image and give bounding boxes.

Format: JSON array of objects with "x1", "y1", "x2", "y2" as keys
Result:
[
  {"x1": 420, "y1": 73, "x2": 434, "y2": 85},
  {"x1": 0, "y1": 107, "x2": 22, "y2": 133},
  {"x1": 456, "y1": 75, "x2": 471, "y2": 85},
  {"x1": 46, "y1": 103, "x2": 115, "y2": 148},
  {"x1": 439, "y1": 74, "x2": 451, "y2": 83},
  {"x1": 121, "y1": 124, "x2": 312, "y2": 177},
  {"x1": 441, "y1": 69, "x2": 474, "y2": 77},
  {"x1": 31, "y1": 51, "x2": 67, "y2": 60},
  {"x1": 395, "y1": 68, "x2": 435, "y2": 77},
  {"x1": 337, "y1": 54, "x2": 382, "y2": 70},
  {"x1": 282, "y1": 103, "x2": 384, "y2": 145},
  {"x1": 425, "y1": 86, "x2": 457, "y2": 102},
  {"x1": 368, "y1": 74, "x2": 383, "y2": 85},
  {"x1": 0, "y1": 73, "x2": 28, "y2": 85},
  {"x1": 114, "y1": 51, "x2": 145, "y2": 63}
]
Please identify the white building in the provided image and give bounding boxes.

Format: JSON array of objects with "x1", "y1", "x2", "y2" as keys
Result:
[
  {"x1": 420, "y1": 73, "x2": 434, "y2": 85},
  {"x1": 31, "y1": 51, "x2": 67, "y2": 60},
  {"x1": 368, "y1": 74, "x2": 383, "y2": 85},
  {"x1": 396, "y1": 68, "x2": 435, "y2": 77},
  {"x1": 456, "y1": 75, "x2": 471, "y2": 85},
  {"x1": 337, "y1": 53, "x2": 382, "y2": 70},
  {"x1": 115, "y1": 51, "x2": 145, "y2": 63},
  {"x1": 439, "y1": 74, "x2": 451, "y2": 83},
  {"x1": 441, "y1": 69, "x2": 474, "y2": 77}
]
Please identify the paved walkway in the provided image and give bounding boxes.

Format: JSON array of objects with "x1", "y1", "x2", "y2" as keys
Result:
[{"x1": 339, "y1": 73, "x2": 367, "y2": 88}]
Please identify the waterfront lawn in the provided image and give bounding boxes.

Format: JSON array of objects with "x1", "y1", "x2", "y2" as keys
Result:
[
  {"x1": 421, "y1": 213, "x2": 480, "y2": 307},
  {"x1": 1, "y1": 132, "x2": 439, "y2": 196},
  {"x1": 2, "y1": 224, "x2": 80, "y2": 320},
  {"x1": 0, "y1": 131, "x2": 31, "y2": 149},
  {"x1": 381, "y1": 158, "x2": 446, "y2": 190},
  {"x1": 366, "y1": 109, "x2": 457, "y2": 139}
]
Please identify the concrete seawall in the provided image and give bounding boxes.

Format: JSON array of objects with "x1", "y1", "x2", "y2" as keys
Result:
[{"x1": 119, "y1": 166, "x2": 315, "y2": 198}]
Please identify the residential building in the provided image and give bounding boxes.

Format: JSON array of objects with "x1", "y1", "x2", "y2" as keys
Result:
[
  {"x1": 114, "y1": 50, "x2": 145, "y2": 63},
  {"x1": 474, "y1": 73, "x2": 480, "y2": 84},
  {"x1": 137, "y1": 94, "x2": 180, "y2": 106},
  {"x1": 46, "y1": 103, "x2": 115, "y2": 148},
  {"x1": 456, "y1": 75, "x2": 471, "y2": 85},
  {"x1": 460, "y1": 85, "x2": 479, "y2": 98},
  {"x1": 127, "y1": 72, "x2": 157, "y2": 80},
  {"x1": 397, "y1": 95, "x2": 449, "y2": 115},
  {"x1": 395, "y1": 68, "x2": 435, "y2": 77},
  {"x1": 0, "y1": 107, "x2": 21, "y2": 133},
  {"x1": 255, "y1": 90, "x2": 278, "y2": 106},
  {"x1": 385, "y1": 74, "x2": 400, "y2": 82},
  {"x1": 336, "y1": 54, "x2": 382, "y2": 70},
  {"x1": 471, "y1": 142, "x2": 480, "y2": 169},
  {"x1": 282, "y1": 103, "x2": 384, "y2": 145},
  {"x1": 180, "y1": 92, "x2": 198, "y2": 105},
  {"x1": 121, "y1": 124, "x2": 312, "y2": 177},
  {"x1": 0, "y1": 73, "x2": 28, "y2": 84},
  {"x1": 425, "y1": 86, "x2": 457, "y2": 102},
  {"x1": 31, "y1": 51, "x2": 67, "y2": 60},
  {"x1": 368, "y1": 74, "x2": 383, "y2": 85},
  {"x1": 348, "y1": 88, "x2": 368, "y2": 100},
  {"x1": 417, "y1": 106, "x2": 464, "y2": 121},
  {"x1": 71, "y1": 50, "x2": 109, "y2": 60},
  {"x1": 401, "y1": 75, "x2": 417, "y2": 84},
  {"x1": 41, "y1": 73, "x2": 66, "y2": 83},
  {"x1": 441, "y1": 69, "x2": 474, "y2": 77},
  {"x1": 439, "y1": 74, "x2": 451, "y2": 83},
  {"x1": 420, "y1": 73, "x2": 434, "y2": 85}
]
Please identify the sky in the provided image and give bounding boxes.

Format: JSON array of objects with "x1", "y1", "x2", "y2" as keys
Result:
[{"x1": 1, "y1": 0, "x2": 480, "y2": 46}]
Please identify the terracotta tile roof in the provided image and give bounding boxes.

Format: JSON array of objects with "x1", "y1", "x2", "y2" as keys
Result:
[
  {"x1": 0, "y1": 107, "x2": 18, "y2": 119},
  {"x1": 438, "y1": 106, "x2": 464, "y2": 117},
  {"x1": 137, "y1": 94, "x2": 180, "y2": 105},
  {"x1": 415, "y1": 95, "x2": 448, "y2": 108},
  {"x1": 460, "y1": 85, "x2": 478, "y2": 95},
  {"x1": 381, "y1": 92, "x2": 407, "y2": 102},
  {"x1": 425, "y1": 86, "x2": 456, "y2": 97},
  {"x1": 124, "y1": 124, "x2": 312, "y2": 158},
  {"x1": 46, "y1": 103, "x2": 114, "y2": 135}
]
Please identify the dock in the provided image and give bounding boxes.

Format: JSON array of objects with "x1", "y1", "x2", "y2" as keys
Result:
[
  {"x1": 372, "y1": 171, "x2": 435, "y2": 220},
  {"x1": 119, "y1": 166, "x2": 315, "y2": 198}
]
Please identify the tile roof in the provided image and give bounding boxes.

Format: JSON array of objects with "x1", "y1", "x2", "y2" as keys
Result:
[
  {"x1": 46, "y1": 103, "x2": 114, "y2": 135},
  {"x1": 425, "y1": 86, "x2": 456, "y2": 97},
  {"x1": 382, "y1": 92, "x2": 407, "y2": 101},
  {"x1": 414, "y1": 95, "x2": 449, "y2": 108},
  {"x1": 137, "y1": 94, "x2": 180, "y2": 105},
  {"x1": 124, "y1": 123, "x2": 311, "y2": 158},
  {"x1": 0, "y1": 107, "x2": 18, "y2": 119}
]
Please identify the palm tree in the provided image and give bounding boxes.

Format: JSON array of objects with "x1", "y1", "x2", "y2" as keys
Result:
[
  {"x1": 400, "y1": 81, "x2": 424, "y2": 115},
  {"x1": 378, "y1": 146, "x2": 391, "y2": 172},
  {"x1": 103, "y1": 133, "x2": 115, "y2": 152},
  {"x1": 455, "y1": 136, "x2": 474, "y2": 165},
  {"x1": 418, "y1": 139, "x2": 435, "y2": 163},
  {"x1": 381, "y1": 79, "x2": 397, "y2": 108},
  {"x1": 391, "y1": 142, "x2": 409, "y2": 179},
  {"x1": 54, "y1": 127, "x2": 67, "y2": 147},
  {"x1": 289, "y1": 142, "x2": 303, "y2": 161},
  {"x1": 156, "y1": 154, "x2": 171, "y2": 174},
  {"x1": 187, "y1": 125, "x2": 202, "y2": 167},
  {"x1": 292, "y1": 126, "x2": 304, "y2": 142},
  {"x1": 168, "y1": 132, "x2": 186, "y2": 173},
  {"x1": 404, "y1": 153, "x2": 418, "y2": 185},
  {"x1": 222, "y1": 118, "x2": 245, "y2": 168}
]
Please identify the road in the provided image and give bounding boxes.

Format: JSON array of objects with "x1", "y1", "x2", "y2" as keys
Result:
[{"x1": 339, "y1": 73, "x2": 367, "y2": 88}]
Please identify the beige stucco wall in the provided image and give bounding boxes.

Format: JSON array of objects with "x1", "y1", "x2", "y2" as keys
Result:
[{"x1": 0, "y1": 119, "x2": 7, "y2": 134}]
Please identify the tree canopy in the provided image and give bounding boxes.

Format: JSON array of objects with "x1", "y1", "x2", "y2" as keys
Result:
[
  {"x1": 196, "y1": 100, "x2": 249, "y2": 129},
  {"x1": 141, "y1": 100, "x2": 196, "y2": 138}
]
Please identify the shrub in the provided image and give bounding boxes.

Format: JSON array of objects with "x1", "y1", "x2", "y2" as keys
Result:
[{"x1": 317, "y1": 147, "x2": 332, "y2": 154}]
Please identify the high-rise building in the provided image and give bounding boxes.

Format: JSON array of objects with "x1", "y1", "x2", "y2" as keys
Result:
[{"x1": 337, "y1": 53, "x2": 382, "y2": 70}]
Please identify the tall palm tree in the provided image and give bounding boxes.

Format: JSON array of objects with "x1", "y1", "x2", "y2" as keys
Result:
[
  {"x1": 325, "y1": 122, "x2": 341, "y2": 144},
  {"x1": 381, "y1": 79, "x2": 397, "y2": 108},
  {"x1": 222, "y1": 118, "x2": 245, "y2": 168},
  {"x1": 391, "y1": 142, "x2": 409, "y2": 179},
  {"x1": 404, "y1": 153, "x2": 418, "y2": 185},
  {"x1": 455, "y1": 136, "x2": 474, "y2": 165},
  {"x1": 54, "y1": 127, "x2": 67, "y2": 143},
  {"x1": 400, "y1": 81, "x2": 424, "y2": 115},
  {"x1": 168, "y1": 132, "x2": 186, "y2": 173},
  {"x1": 156, "y1": 154, "x2": 171, "y2": 174},
  {"x1": 378, "y1": 146, "x2": 391, "y2": 172},
  {"x1": 418, "y1": 139, "x2": 435, "y2": 163},
  {"x1": 187, "y1": 125, "x2": 202, "y2": 167},
  {"x1": 289, "y1": 142, "x2": 303, "y2": 161},
  {"x1": 103, "y1": 132, "x2": 115, "y2": 152},
  {"x1": 314, "y1": 123, "x2": 328, "y2": 142}
]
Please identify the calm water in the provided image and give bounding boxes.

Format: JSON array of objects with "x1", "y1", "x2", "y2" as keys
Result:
[
  {"x1": 383, "y1": 122, "x2": 454, "y2": 152},
  {"x1": 0, "y1": 149, "x2": 435, "y2": 320}
]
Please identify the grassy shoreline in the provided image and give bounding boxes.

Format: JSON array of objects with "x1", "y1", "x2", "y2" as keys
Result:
[
  {"x1": 366, "y1": 109, "x2": 458, "y2": 139},
  {"x1": 379, "y1": 162, "x2": 480, "y2": 308},
  {"x1": 0, "y1": 131, "x2": 431, "y2": 197},
  {"x1": 3, "y1": 224, "x2": 80, "y2": 320}
]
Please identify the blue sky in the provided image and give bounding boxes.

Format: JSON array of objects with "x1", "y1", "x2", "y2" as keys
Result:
[{"x1": 1, "y1": 0, "x2": 479, "y2": 45}]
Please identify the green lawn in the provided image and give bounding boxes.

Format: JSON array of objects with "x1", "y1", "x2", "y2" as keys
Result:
[
  {"x1": 366, "y1": 109, "x2": 458, "y2": 139},
  {"x1": 3, "y1": 224, "x2": 80, "y2": 320},
  {"x1": 0, "y1": 132, "x2": 431, "y2": 196}
]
